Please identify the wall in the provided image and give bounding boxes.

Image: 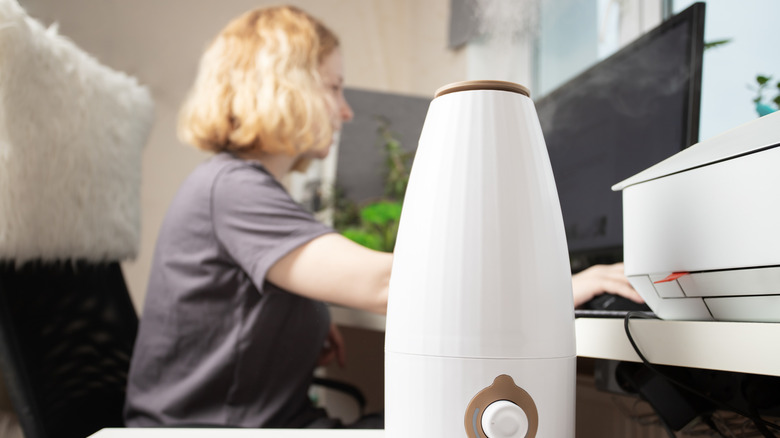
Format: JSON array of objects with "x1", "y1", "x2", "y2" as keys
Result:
[{"x1": 18, "y1": 0, "x2": 466, "y2": 311}]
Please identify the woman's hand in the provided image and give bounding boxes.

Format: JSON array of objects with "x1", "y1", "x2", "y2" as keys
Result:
[
  {"x1": 318, "y1": 323, "x2": 347, "y2": 368},
  {"x1": 571, "y1": 262, "x2": 643, "y2": 308}
]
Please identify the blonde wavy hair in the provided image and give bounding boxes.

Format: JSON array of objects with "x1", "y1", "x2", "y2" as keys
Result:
[{"x1": 178, "y1": 6, "x2": 339, "y2": 155}]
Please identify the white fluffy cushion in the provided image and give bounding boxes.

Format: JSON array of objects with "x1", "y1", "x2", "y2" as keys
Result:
[{"x1": 0, "y1": 0, "x2": 154, "y2": 262}]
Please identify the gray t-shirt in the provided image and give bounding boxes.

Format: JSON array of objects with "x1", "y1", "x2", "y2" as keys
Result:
[{"x1": 124, "y1": 153, "x2": 334, "y2": 428}]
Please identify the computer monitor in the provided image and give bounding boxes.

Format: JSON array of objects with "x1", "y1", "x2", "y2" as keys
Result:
[{"x1": 535, "y1": 2, "x2": 705, "y2": 272}]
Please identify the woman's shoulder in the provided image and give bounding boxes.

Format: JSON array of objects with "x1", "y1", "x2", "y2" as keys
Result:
[
  {"x1": 166, "y1": 153, "x2": 276, "y2": 212},
  {"x1": 199, "y1": 153, "x2": 302, "y2": 214}
]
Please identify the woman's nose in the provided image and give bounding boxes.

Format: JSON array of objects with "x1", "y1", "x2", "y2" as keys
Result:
[{"x1": 341, "y1": 98, "x2": 354, "y2": 122}]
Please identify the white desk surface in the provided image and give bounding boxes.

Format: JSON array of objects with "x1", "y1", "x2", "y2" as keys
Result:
[
  {"x1": 90, "y1": 429, "x2": 383, "y2": 437},
  {"x1": 576, "y1": 317, "x2": 780, "y2": 377},
  {"x1": 332, "y1": 306, "x2": 780, "y2": 377}
]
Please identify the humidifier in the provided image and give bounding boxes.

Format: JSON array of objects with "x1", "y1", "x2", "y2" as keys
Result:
[{"x1": 385, "y1": 80, "x2": 576, "y2": 437}]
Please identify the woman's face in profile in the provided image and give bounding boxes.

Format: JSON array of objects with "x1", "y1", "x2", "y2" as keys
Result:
[
  {"x1": 319, "y1": 48, "x2": 353, "y2": 134},
  {"x1": 305, "y1": 48, "x2": 353, "y2": 161}
]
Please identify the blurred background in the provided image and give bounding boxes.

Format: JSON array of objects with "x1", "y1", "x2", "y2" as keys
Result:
[{"x1": 7, "y1": 1, "x2": 779, "y2": 436}]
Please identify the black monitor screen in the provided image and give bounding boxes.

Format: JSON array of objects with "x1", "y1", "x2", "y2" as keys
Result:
[{"x1": 535, "y1": 2, "x2": 705, "y2": 270}]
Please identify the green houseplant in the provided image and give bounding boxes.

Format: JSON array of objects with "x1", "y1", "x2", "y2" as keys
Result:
[{"x1": 752, "y1": 74, "x2": 780, "y2": 117}]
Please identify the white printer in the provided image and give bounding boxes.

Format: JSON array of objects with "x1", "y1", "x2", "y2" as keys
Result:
[{"x1": 613, "y1": 111, "x2": 780, "y2": 322}]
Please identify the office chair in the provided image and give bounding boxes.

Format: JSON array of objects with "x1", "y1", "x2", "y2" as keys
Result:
[{"x1": 0, "y1": 260, "x2": 138, "y2": 438}]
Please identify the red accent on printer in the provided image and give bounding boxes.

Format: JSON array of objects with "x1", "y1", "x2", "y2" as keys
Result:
[{"x1": 654, "y1": 272, "x2": 689, "y2": 284}]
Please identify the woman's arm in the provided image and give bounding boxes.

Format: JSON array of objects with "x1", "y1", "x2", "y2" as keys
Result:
[
  {"x1": 271, "y1": 237, "x2": 639, "y2": 313},
  {"x1": 267, "y1": 233, "x2": 392, "y2": 315}
]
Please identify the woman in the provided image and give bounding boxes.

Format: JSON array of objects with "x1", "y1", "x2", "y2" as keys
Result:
[
  {"x1": 124, "y1": 4, "x2": 639, "y2": 430},
  {"x1": 124, "y1": 6, "x2": 390, "y2": 429}
]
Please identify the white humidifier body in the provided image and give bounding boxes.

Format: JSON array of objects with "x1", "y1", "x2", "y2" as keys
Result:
[{"x1": 385, "y1": 80, "x2": 576, "y2": 437}]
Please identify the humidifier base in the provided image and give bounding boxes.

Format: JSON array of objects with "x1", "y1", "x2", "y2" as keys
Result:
[{"x1": 385, "y1": 351, "x2": 576, "y2": 437}]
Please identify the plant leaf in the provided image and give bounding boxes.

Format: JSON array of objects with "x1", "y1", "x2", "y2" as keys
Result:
[
  {"x1": 360, "y1": 201, "x2": 403, "y2": 226},
  {"x1": 703, "y1": 38, "x2": 731, "y2": 50}
]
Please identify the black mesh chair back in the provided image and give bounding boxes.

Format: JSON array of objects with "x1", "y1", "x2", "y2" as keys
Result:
[{"x1": 0, "y1": 261, "x2": 138, "y2": 438}]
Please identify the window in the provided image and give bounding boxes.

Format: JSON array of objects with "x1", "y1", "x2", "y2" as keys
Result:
[{"x1": 673, "y1": 0, "x2": 780, "y2": 140}]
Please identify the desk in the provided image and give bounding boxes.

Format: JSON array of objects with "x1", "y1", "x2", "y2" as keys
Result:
[
  {"x1": 331, "y1": 306, "x2": 780, "y2": 377},
  {"x1": 90, "y1": 429, "x2": 383, "y2": 438},
  {"x1": 576, "y1": 317, "x2": 780, "y2": 376}
]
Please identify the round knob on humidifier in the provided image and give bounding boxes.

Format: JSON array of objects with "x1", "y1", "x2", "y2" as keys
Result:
[{"x1": 481, "y1": 400, "x2": 529, "y2": 438}]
